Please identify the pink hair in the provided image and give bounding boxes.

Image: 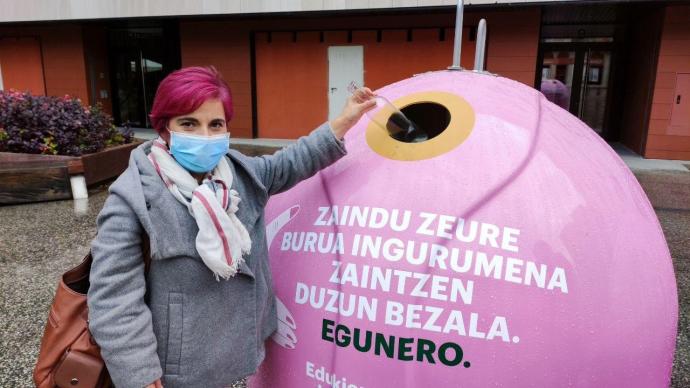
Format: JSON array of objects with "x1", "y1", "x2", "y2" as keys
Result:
[{"x1": 149, "y1": 65, "x2": 234, "y2": 135}]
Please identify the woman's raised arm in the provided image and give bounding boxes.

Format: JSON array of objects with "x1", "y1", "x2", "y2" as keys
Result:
[{"x1": 248, "y1": 87, "x2": 376, "y2": 196}]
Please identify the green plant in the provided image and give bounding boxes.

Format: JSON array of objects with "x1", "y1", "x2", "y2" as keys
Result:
[{"x1": 0, "y1": 89, "x2": 133, "y2": 156}]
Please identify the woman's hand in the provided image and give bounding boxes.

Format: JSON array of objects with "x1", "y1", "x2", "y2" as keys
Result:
[
  {"x1": 329, "y1": 87, "x2": 377, "y2": 140},
  {"x1": 145, "y1": 378, "x2": 163, "y2": 388}
]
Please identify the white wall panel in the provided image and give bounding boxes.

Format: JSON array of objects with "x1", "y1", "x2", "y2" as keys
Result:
[{"x1": 0, "y1": 0, "x2": 581, "y2": 23}]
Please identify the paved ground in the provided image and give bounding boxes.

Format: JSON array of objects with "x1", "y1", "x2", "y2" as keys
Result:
[
  {"x1": 635, "y1": 169, "x2": 690, "y2": 388},
  {"x1": 0, "y1": 164, "x2": 688, "y2": 387},
  {"x1": 611, "y1": 143, "x2": 690, "y2": 173}
]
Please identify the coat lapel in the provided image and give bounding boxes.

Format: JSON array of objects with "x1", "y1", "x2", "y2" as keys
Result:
[
  {"x1": 140, "y1": 170, "x2": 198, "y2": 261},
  {"x1": 223, "y1": 155, "x2": 262, "y2": 234}
]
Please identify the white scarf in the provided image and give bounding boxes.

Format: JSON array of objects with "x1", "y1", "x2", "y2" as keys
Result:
[{"x1": 147, "y1": 137, "x2": 252, "y2": 281}]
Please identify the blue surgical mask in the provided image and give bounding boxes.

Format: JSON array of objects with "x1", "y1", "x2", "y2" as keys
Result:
[{"x1": 169, "y1": 131, "x2": 230, "y2": 173}]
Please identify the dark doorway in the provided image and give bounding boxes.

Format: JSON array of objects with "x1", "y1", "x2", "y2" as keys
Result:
[
  {"x1": 536, "y1": 3, "x2": 630, "y2": 141},
  {"x1": 107, "y1": 21, "x2": 181, "y2": 128},
  {"x1": 537, "y1": 42, "x2": 615, "y2": 137}
]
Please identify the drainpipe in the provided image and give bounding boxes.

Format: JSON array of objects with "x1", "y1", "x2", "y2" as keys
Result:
[
  {"x1": 448, "y1": 0, "x2": 464, "y2": 70},
  {"x1": 474, "y1": 19, "x2": 487, "y2": 71}
]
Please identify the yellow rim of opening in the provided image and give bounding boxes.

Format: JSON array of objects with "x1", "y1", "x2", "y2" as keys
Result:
[{"x1": 365, "y1": 91, "x2": 475, "y2": 161}]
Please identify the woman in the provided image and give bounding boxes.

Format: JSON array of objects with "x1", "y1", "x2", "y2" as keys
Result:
[{"x1": 86, "y1": 66, "x2": 376, "y2": 388}]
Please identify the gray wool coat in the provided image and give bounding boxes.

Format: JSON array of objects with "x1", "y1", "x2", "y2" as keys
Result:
[{"x1": 86, "y1": 122, "x2": 346, "y2": 388}]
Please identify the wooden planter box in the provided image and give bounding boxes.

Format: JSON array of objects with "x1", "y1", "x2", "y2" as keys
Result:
[{"x1": 0, "y1": 141, "x2": 142, "y2": 205}]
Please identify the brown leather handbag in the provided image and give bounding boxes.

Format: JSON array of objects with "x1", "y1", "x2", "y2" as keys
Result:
[{"x1": 33, "y1": 233, "x2": 152, "y2": 388}]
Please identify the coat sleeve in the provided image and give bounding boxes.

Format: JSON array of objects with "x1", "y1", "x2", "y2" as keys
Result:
[
  {"x1": 86, "y1": 190, "x2": 162, "y2": 388},
  {"x1": 249, "y1": 120, "x2": 347, "y2": 196}
]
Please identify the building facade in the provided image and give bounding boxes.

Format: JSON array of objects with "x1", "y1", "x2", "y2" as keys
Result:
[{"x1": 0, "y1": 0, "x2": 688, "y2": 159}]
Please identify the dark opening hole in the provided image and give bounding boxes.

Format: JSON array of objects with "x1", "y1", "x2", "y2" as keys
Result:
[{"x1": 385, "y1": 102, "x2": 451, "y2": 143}]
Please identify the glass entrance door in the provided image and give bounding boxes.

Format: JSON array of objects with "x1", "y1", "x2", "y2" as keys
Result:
[
  {"x1": 108, "y1": 24, "x2": 180, "y2": 128},
  {"x1": 540, "y1": 50, "x2": 576, "y2": 112},
  {"x1": 539, "y1": 44, "x2": 614, "y2": 137},
  {"x1": 577, "y1": 48, "x2": 612, "y2": 135}
]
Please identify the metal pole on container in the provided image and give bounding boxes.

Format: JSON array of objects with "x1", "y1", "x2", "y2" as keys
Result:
[
  {"x1": 474, "y1": 18, "x2": 487, "y2": 71},
  {"x1": 448, "y1": 0, "x2": 464, "y2": 70}
]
